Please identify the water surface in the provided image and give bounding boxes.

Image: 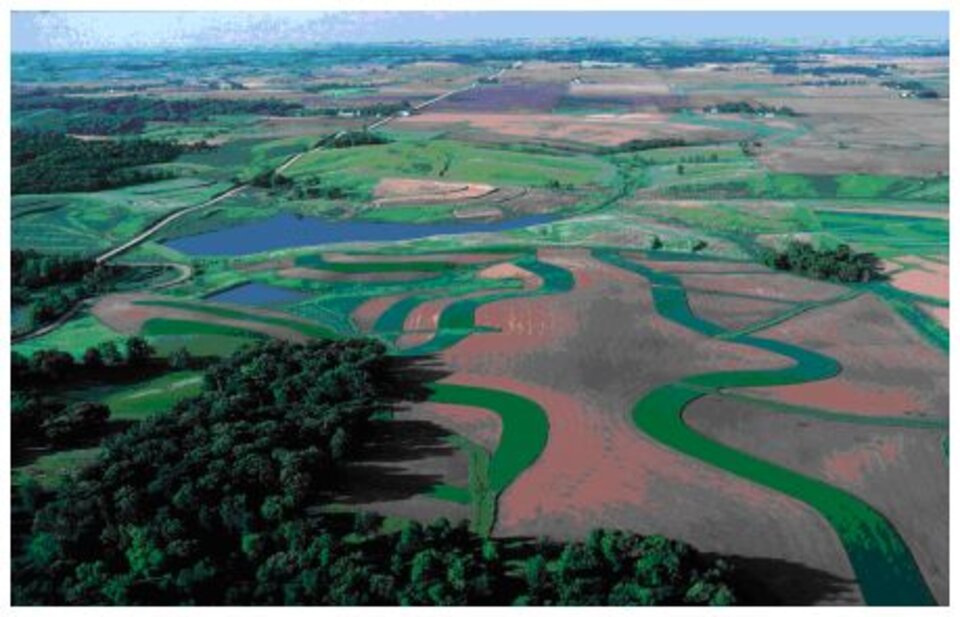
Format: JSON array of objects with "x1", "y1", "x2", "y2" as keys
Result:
[
  {"x1": 164, "y1": 212, "x2": 556, "y2": 256},
  {"x1": 206, "y1": 282, "x2": 309, "y2": 307}
]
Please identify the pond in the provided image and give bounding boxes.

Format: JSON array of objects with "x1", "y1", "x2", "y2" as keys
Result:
[
  {"x1": 205, "y1": 282, "x2": 310, "y2": 307},
  {"x1": 163, "y1": 212, "x2": 555, "y2": 256}
]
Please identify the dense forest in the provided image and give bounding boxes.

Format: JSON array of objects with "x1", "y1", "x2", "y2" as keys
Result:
[
  {"x1": 12, "y1": 131, "x2": 189, "y2": 194},
  {"x1": 12, "y1": 250, "x2": 124, "y2": 330},
  {"x1": 13, "y1": 93, "x2": 305, "y2": 135},
  {"x1": 12, "y1": 339, "x2": 739, "y2": 606},
  {"x1": 758, "y1": 241, "x2": 883, "y2": 282}
]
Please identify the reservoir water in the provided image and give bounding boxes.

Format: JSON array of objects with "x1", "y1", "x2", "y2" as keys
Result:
[{"x1": 164, "y1": 212, "x2": 555, "y2": 256}]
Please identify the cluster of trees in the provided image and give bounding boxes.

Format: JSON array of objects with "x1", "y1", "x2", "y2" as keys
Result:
[
  {"x1": 12, "y1": 336, "x2": 167, "y2": 388},
  {"x1": 880, "y1": 80, "x2": 940, "y2": 99},
  {"x1": 758, "y1": 241, "x2": 883, "y2": 283},
  {"x1": 12, "y1": 250, "x2": 123, "y2": 331},
  {"x1": 13, "y1": 339, "x2": 739, "y2": 606},
  {"x1": 327, "y1": 130, "x2": 391, "y2": 149},
  {"x1": 703, "y1": 101, "x2": 797, "y2": 116},
  {"x1": 285, "y1": 177, "x2": 362, "y2": 201},
  {"x1": 12, "y1": 131, "x2": 188, "y2": 194},
  {"x1": 13, "y1": 394, "x2": 110, "y2": 449},
  {"x1": 12, "y1": 337, "x2": 168, "y2": 451},
  {"x1": 13, "y1": 339, "x2": 391, "y2": 604},
  {"x1": 13, "y1": 94, "x2": 305, "y2": 135}
]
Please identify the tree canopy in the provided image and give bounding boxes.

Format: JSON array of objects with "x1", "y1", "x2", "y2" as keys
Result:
[{"x1": 13, "y1": 339, "x2": 739, "y2": 606}]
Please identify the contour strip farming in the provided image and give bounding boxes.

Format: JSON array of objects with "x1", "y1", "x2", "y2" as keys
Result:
[{"x1": 593, "y1": 248, "x2": 935, "y2": 606}]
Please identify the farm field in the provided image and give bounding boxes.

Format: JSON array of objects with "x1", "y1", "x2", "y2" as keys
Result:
[{"x1": 9, "y1": 25, "x2": 949, "y2": 608}]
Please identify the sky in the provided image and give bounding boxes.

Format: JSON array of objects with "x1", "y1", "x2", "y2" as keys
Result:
[{"x1": 11, "y1": 11, "x2": 949, "y2": 52}]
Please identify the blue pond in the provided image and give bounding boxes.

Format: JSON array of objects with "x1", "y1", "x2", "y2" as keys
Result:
[
  {"x1": 163, "y1": 212, "x2": 556, "y2": 256},
  {"x1": 206, "y1": 282, "x2": 309, "y2": 307}
]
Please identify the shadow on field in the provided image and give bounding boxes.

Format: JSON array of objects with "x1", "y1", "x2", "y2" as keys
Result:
[
  {"x1": 709, "y1": 552, "x2": 857, "y2": 606},
  {"x1": 329, "y1": 354, "x2": 460, "y2": 506}
]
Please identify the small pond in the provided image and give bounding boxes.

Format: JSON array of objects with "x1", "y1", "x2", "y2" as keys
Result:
[{"x1": 205, "y1": 282, "x2": 310, "y2": 307}]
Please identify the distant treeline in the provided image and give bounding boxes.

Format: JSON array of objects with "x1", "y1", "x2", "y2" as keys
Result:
[
  {"x1": 13, "y1": 339, "x2": 739, "y2": 606},
  {"x1": 771, "y1": 64, "x2": 890, "y2": 77},
  {"x1": 704, "y1": 101, "x2": 797, "y2": 116},
  {"x1": 12, "y1": 131, "x2": 190, "y2": 194},
  {"x1": 605, "y1": 137, "x2": 687, "y2": 154},
  {"x1": 13, "y1": 93, "x2": 305, "y2": 135},
  {"x1": 302, "y1": 81, "x2": 378, "y2": 93}
]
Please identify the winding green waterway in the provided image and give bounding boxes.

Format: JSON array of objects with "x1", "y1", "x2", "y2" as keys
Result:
[{"x1": 594, "y1": 248, "x2": 935, "y2": 606}]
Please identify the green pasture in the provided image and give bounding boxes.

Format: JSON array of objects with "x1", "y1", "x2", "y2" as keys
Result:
[
  {"x1": 13, "y1": 178, "x2": 231, "y2": 254},
  {"x1": 281, "y1": 138, "x2": 615, "y2": 194},
  {"x1": 94, "y1": 371, "x2": 203, "y2": 421},
  {"x1": 663, "y1": 172, "x2": 948, "y2": 204},
  {"x1": 176, "y1": 134, "x2": 317, "y2": 182},
  {"x1": 13, "y1": 313, "x2": 121, "y2": 359},
  {"x1": 641, "y1": 201, "x2": 821, "y2": 235},
  {"x1": 13, "y1": 448, "x2": 102, "y2": 489}
]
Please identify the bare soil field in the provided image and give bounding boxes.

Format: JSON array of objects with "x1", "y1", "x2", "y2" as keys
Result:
[
  {"x1": 890, "y1": 257, "x2": 949, "y2": 300},
  {"x1": 394, "y1": 111, "x2": 739, "y2": 146},
  {"x1": 431, "y1": 83, "x2": 568, "y2": 113},
  {"x1": 756, "y1": 97, "x2": 947, "y2": 175},
  {"x1": 372, "y1": 177, "x2": 497, "y2": 206},
  {"x1": 675, "y1": 271, "x2": 849, "y2": 303},
  {"x1": 742, "y1": 294, "x2": 948, "y2": 419},
  {"x1": 686, "y1": 290, "x2": 793, "y2": 331},
  {"x1": 685, "y1": 395, "x2": 948, "y2": 604}
]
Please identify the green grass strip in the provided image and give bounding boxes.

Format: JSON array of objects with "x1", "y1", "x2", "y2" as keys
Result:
[
  {"x1": 428, "y1": 483, "x2": 471, "y2": 505},
  {"x1": 135, "y1": 299, "x2": 339, "y2": 340},
  {"x1": 427, "y1": 383, "x2": 548, "y2": 496},
  {"x1": 295, "y1": 253, "x2": 458, "y2": 273},
  {"x1": 141, "y1": 318, "x2": 267, "y2": 339}
]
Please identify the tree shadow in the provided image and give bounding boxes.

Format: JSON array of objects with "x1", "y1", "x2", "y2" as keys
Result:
[
  {"x1": 382, "y1": 353, "x2": 453, "y2": 404},
  {"x1": 703, "y1": 552, "x2": 857, "y2": 606},
  {"x1": 11, "y1": 418, "x2": 138, "y2": 470},
  {"x1": 324, "y1": 353, "x2": 462, "y2": 506}
]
